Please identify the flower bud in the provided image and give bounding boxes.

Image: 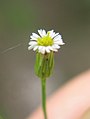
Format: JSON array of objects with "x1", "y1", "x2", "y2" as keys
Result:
[{"x1": 34, "y1": 52, "x2": 54, "y2": 79}]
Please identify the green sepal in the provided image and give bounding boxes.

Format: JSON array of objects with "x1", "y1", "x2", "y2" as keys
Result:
[{"x1": 34, "y1": 52, "x2": 54, "y2": 79}]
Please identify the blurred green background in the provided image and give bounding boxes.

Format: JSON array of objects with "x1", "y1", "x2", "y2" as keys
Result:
[{"x1": 0, "y1": 0, "x2": 90, "y2": 119}]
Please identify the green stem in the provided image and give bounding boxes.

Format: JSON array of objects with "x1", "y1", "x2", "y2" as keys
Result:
[{"x1": 41, "y1": 78, "x2": 47, "y2": 119}]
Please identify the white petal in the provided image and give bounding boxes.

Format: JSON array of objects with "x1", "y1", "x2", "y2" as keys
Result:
[
  {"x1": 32, "y1": 33, "x2": 40, "y2": 38},
  {"x1": 28, "y1": 45, "x2": 34, "y2": 50},
  {"x1": 52, "y1": 33, "x2": 59, "y2": 38},
  {"x1": 48, "y1": 30, "x2": 54, "y2": 33},
  {"x1": 42, "y1": 29, "x2": 46, "y2": 36},
  {"x1": 52, "y1": 44, "x2": 60, "y2": 49},
  {"x1": 38, "y1": 29, "x2": 44, "y2": 37},
  {"x1": 39, "y1": 46, "x2": 46, "y2": 54},
  {"x1": 38, "y1": 46, "x2": 43, "y2": 53},
  {"x1": 51, "y1": 47, "x2": 58, "y2": 52},
  {"x1": 29, "y1": 41, "x2": 37, "y2": 45},
  {"x1": 54, "y1": 40, "x2": 65, "y2": 45},
  {"x1": 48, "y1": 30, "x2": 54, "y2": 38},
  {"x1": 54, "y1": 35, "x2": 62, "y2": 41},
  {"x1": 52, "y1": 49, "x2": 58, "y2": 52},
  {"x1": 33, "y1": 46, "x2": 39, "y2": 51},
  {"x1": 30, "y1": 36, "x2": 37, "y2": 40},
  {"x1": 56, "y1": 45, "x2": 60, "y2": 49},
  {"x1": 50, "y1": 32, "x2": 55, "y2": 38},
  {"x1": 45, "y1": 47, "x2": 50, "y2": 53},
  {"x1": 47, "y1": 46, "x2": 53, "y2": 51},
  {"x1": 38, "y1": 46, "x2": 45, "y2": 54}
]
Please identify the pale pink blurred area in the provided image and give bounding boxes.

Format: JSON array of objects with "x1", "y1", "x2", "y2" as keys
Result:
[
  {"x1": 0, "y1": 0, "x2": 90, "y2": 119},
  {"x1": 27, "y1": 70, "x2": 90, "y2": 119}
]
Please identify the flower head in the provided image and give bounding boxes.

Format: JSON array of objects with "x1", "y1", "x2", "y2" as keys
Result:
[{"x1": 28, "y1": 29, "x2": 65, "y2": 54}]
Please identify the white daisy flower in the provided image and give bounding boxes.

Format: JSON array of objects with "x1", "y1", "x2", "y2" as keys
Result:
[{"x1": 28, "y1": 29, "x2": 65, "y2": 54}]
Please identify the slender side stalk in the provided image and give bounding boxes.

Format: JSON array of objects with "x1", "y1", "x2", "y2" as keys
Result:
[{"x1": 41, "y1": 78, "x2": 47, "y2": 119}]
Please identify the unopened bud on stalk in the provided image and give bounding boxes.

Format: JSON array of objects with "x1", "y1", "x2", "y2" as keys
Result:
[{"x1": 35, "y1": 52, "x2": 54, "y2": 79}]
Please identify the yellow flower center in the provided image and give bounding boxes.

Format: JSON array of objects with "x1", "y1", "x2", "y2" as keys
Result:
[{"x1": 37, "y1": 32, "x2": 53, "y2": 46}]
